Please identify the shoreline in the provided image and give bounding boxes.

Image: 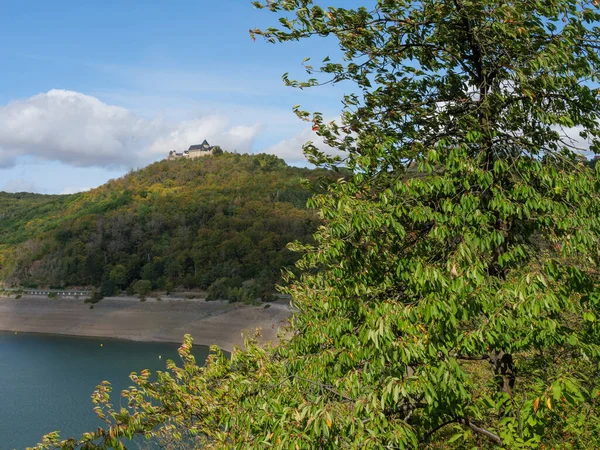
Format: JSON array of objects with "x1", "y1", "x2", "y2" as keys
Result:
[
  {"x1": 0, "y1": 329, "x2": 211, "y2": 348},
  {"x1": 0, "y1": 295, "x2": 292, "y2": 353}
]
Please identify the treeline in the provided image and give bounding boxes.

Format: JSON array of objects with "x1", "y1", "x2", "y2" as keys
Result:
[{"x1": 0, "y1": 153, "x2": 328, "y2": 301}]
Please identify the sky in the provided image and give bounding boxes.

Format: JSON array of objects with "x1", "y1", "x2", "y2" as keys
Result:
[
  {"x1": 0, "y1": 0, "x2": 351, "y2": 194},
  {"x1": 1, "y1": 1, "x2": 595, "y2": 194}
]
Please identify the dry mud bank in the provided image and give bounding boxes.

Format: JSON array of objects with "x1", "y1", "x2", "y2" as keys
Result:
[{"x1": 0, "y1": 295, "x2": 292, "y2": 352}]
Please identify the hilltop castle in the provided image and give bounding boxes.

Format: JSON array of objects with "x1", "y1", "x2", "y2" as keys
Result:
[{"x1": 168, "y1": 140, "x2": 215, "y2": 160}]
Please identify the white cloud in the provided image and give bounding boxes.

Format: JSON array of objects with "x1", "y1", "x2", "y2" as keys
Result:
[
  {"x1": 2, "y1": 179, "x2": 42, "y2": 193},
  {"x1": 0, "y1": 90, "x2": 156, "y2": 168},
  {"x1": 265, "y1": 121, "x2": 597, "y2": 165},
  {"x1": 3, "y1": 90, "x2": 591, "y2": 176},
  {"x1": 60, "y1": 186, "x2": 92, "y2": 195},
  {"x1": 146, "y1": 117, "x2": 262, "y2": 157},
  {"x1": 264, "y1": 124, "x2": 346, "y2": 164},
  {"x1": 558, "y1": 125, "x2": 594, "y2": 154},
  {"x1": 0, "y1": 90, "x2": 263, "y2": 169}
]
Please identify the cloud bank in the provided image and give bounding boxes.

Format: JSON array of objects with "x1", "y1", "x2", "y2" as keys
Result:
[
  {"x1": 264, "y1": 122, "x2": 348, "y2": 165},
  {"x1": 2, "y1": 179, "x2": 41, "y2": 194},
  {"x1": 0, "y1": 90, "x2": 264, "y2": 169},
  {"x1": 146, "y1": 117, "x2": 261, "y2": 158},
  {"x1": 1, "y1": 90, "x2": 594, "y2": 177}
]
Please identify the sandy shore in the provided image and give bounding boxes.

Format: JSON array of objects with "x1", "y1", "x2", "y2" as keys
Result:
[{"x1": 0, "y1": 295, "x2": 292, "y2": 353}]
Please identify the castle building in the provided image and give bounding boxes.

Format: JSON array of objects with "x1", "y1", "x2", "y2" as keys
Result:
[{"x1": 168, "y1": 140, "x2": 215, "y2": 160}]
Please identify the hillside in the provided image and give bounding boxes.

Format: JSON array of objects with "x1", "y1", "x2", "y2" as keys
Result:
[{"x1": 0, "y1": 153, "x2": 326, "y2": 301}]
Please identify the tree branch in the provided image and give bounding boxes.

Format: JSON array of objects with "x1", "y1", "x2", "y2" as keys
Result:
[
  {"x1": 425, "y1": 417, "x2": 502, "y2": 446},
  {"x1": 458, "y1": 417, "x2": 502, "y2": 445}
]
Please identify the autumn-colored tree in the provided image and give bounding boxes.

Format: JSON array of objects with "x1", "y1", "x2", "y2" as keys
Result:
[
  {"x1": 34, "y1": 0, "x2": 600, "y2": 448},
  {"x1": 1, "y1": 153, "x2": 324, "y2": 300}
]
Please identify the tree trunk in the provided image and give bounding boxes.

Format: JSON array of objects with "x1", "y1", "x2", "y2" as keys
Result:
[{"x1": 489, "y1": 350, "x2": 516, "y2": 395}]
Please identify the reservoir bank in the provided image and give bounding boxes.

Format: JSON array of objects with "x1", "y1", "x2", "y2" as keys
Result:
[{"x1": 0, "y1": 295, "x2": 292, "y2": 353}]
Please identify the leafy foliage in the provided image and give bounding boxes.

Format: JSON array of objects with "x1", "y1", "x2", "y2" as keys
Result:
[
  {"x1": 1, "y1": 153, "x2": 326, "y2": 300},
  {"x1": 32, "y1": 0, "x2": 600, "y2": 448},
  {"x1": 0, "y1": 192, "x2": 75, "y2": 244}
]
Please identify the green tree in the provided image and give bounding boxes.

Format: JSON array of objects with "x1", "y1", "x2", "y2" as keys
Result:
[
  {"x1": 252, "y1": 1, "x2": 600, "y2": 447},
  {"x1": 132, "y1": 279, "x2": 152, "y2": 297},
  {"x1": 109, "y1": 265, "x2": 128, "y2": 290},
  {"x1": 2, "y1": 153, "x2": 322, "y2": 295},
  {"x1": 34, "y1": 1, "x2": 600, "y2": 449},
  {"x1": 99, "y1": 277, "x2": 117, "y2": 297},
  {"x1": 84, "y1": 288, "x2": 103, "y2": 305}
]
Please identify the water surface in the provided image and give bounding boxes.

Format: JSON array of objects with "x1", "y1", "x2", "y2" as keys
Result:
[{"x1": 0, "y1": 332, "x2": 209, "y2": 449}]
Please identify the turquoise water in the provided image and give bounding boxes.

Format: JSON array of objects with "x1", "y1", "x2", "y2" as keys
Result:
[{"x1": 0, "y1": 332, "x2": 209, "y2": 449}]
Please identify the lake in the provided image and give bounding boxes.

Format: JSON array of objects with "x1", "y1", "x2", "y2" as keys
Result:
[{"x1": 0, "y1": 332, "x2": 209, "y2": 449}]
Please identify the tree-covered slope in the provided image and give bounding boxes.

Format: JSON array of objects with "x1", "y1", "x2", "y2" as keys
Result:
[
  {"x1": 0, "y1": 153, "x2": 325, "y2": 300},
  {"x1": 0, "y1": 192, "x2": 76, "y2": 244}
]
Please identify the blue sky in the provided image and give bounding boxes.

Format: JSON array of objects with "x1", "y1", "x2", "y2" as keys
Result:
[{"x1": 0, "y1": 0, "x2": 350, "y2": 194}]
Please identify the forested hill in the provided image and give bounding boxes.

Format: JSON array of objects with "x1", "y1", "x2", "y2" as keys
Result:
[{"x1": 0, "y1": 153, "x2": 326, "y2": 301}]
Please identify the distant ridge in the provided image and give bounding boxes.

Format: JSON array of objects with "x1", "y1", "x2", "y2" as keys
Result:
[{"x1": 0, "y1": 152, "x2": 328, "y2": 302}]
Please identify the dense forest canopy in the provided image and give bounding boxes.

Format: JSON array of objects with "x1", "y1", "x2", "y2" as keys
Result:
[{"x1": 0, "y1": 153, "x2": 327, "y2": 301}]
